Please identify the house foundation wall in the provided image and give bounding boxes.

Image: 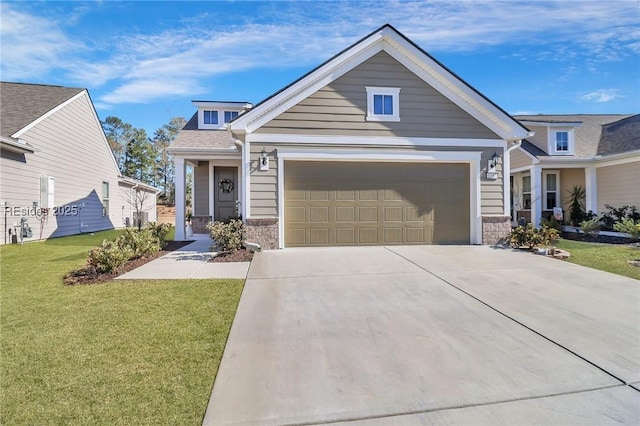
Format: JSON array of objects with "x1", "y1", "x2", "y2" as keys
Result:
[
  {"x1": 191, "y1": 216, "x2": 211, "y2": 234},
  {"x1": 246, "y1": 218, "x2": 279, "y2": 250},
  {"x1": 482, "y1": 215, "x2": 511, "y2": 245}
]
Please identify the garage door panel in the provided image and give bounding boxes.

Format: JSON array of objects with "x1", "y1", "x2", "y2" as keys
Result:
[
  {"x1": 358, "y1": 228, "x2": 378, "y2": 244},
  {"x1": 335, "y1": 206, "x2": 355, "y2": 222},
  {"x1": 284, "y1": 161, "x2": 469, "y2": 247}
]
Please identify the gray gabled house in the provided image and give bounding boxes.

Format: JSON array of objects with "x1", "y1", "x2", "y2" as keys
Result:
[{"x1": 0, "y1": 82, "x2": 158, "y2": 244}]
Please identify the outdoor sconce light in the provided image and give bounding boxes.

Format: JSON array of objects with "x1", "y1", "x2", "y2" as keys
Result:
[
  {"x1": 487, "y1": 152, "x2": 499, "y2": 180},
  {"x1": 259, "y1": 147, "x2": 270, "y2": 171}
]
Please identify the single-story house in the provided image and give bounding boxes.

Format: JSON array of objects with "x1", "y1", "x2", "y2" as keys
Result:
[
  {"x1": 0, "y1": 82, "x2": 158, "y2": 244},
  {"x1": 170, "y1": 24, "x2": 535, "y2": 248},
  {"x1": 510, "y1": 114, "x2": 639, "y2": 226}
]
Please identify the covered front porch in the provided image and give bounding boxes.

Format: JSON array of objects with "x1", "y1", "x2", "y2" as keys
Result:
[{"x1": 173, "y1": 155, "x2": 243, "y2": 240}]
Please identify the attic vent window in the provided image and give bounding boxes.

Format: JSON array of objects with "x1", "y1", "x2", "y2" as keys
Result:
[{"x1": 366, "y1": 87, "x2": 400, "y2": 122}]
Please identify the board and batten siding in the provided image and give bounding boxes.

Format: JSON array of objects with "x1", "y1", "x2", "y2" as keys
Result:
[
  {"x1": 256, "y1": 51, "x2": 500, "y2": 140},
  {"x1": 0, "y1": 93, "x2": 124, "y2": 242},
  {"x1": 248, "y1": 144, "x2": 504, "y2": 217},
  {"x1": 193, "y1": 161, "x2": 210, "y2": 216},
  {"x1": 596, "y1": 161, "x2": 640, "y2": 214}
]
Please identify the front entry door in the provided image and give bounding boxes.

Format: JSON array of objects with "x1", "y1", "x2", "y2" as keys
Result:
[{"x1": 214, "y1": 167, "x2": 238, "y2": 220}]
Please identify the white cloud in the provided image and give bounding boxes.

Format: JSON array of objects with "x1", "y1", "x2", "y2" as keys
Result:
[
  {"x1": 580, "y1": 89, "x2": 623, "y2": 103},
  {"x1": 0, "y1": 3, "x2": 84, "y2": 81},
  {"x1": 2, "y1": 1, "x2": 638, "y2": 106}
]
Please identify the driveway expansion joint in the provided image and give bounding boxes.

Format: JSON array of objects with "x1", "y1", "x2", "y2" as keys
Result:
[
  {"x1": 383, "y1": 246, "x2": 629, "y2": 386},
  {"x1": 288, "y1": 384, "x2": 629, "y2": 426}
]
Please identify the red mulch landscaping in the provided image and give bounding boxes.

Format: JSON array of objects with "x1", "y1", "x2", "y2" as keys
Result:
[
  {"x1": 209, "y1": 249, "x2": 254, "y2": 263},
  {"x1": 63, "y1": 240, "x2": 194, "y2": 285}
]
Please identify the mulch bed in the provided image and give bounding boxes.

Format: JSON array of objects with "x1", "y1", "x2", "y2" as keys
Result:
[
  {"x1": 209, "y1": 248, "x2": 254, "y2": 263},
  {"x1": 561, "y1": 231, "x2": 639, "y2": 246},
  {"x1": 63, "y1": 240, "x2": 194, "y2": 285}
]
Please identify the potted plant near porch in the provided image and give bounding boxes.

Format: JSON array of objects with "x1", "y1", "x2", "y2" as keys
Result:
[{"x1": 186, "y1": 212, "x2": 193, "y2": 237}]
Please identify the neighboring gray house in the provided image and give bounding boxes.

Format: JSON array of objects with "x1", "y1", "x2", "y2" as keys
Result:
[
  {"x1": 170, "y1": 24, "x2": 532, "y2": 248},
  {"x1": 0, "y1": 82, "x2": 158, "y2": 244},
  {"x1": 510, "y1": 114, "x2": 639, "y2": 226}
]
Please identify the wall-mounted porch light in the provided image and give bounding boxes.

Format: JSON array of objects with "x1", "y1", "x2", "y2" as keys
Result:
[
  {"x1": 259, "y1": 148, "x2": 269, "y2": 171},
  {"x1": 487, "y1": 152, "x2": 499, "y2": 180}
]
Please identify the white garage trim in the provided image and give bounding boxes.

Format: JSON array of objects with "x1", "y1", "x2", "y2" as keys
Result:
[
  {"x1": 276, "y1": 149, "x2": 482, "y2": 248},
  {"x1": 247, "y1": 133, "x2": 507, "y2": 149}
]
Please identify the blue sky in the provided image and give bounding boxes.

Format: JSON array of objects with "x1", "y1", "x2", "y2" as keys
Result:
[{"x1": 2, "y1": 1, "x2": 639, "y2": 136}]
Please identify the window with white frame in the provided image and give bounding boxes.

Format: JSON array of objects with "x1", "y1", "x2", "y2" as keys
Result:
[
  {"x1": 203, "y1": 110, "x2": 218, "y2": 125},
  {"x1": 543, "y1": 171, "x2": 559, "y2": 210},
  {"x1": 102, "y1": 181, "x2": 109, "y2": 217},
  {"x1": 365, "y1": 87, "x2": 400, "y2": 122},
  {"x1": 224, "y1": 111, "x2": 239, "y2": 123},
  {"x1": 522, "y1": 175, "x2": 531, "y2": 210},
  {"x1": 555, "y1": 131, "x2": 568, "y2": 152}
]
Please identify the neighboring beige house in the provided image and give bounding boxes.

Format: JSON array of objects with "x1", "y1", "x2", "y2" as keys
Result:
[
  {"x1": 510, "y1": 114, "x2": 639, "y2": 226},
  {"x1": 0, "y1": 82, "x2": 158, "y2": 244},
  {"x1": 170, "y1": 24, "x2": 533, "y2": 248}
]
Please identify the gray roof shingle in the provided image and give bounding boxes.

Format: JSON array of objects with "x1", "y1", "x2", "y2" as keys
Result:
[
  {"x1": 0, "y1": 82, "x2": 84, "y2": 137},
  {"x1": 597, "y1": 115, "x2": 640, "y2": 156},
  {"x1": 171, "y1": 113, "x2": 237, "y2": 150},
  {"x1": 515, "y1": 114, "x2": 635, "y2": 158}
]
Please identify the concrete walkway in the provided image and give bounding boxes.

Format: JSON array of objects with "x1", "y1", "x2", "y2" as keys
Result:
[
  {"x1": 116, "y1": 235, "x2": 250, "y2": 280},
  {"x1": 204, "y1": 245, "x2": 640, "y2": 425}
]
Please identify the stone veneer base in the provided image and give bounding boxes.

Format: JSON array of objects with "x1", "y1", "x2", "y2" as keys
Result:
[
  {"x1": 245, "y1": 218, "x2": 279, "y2": 250},
  {"x1": 482, "y1": 215, "x2": 512, "y2": 245}
]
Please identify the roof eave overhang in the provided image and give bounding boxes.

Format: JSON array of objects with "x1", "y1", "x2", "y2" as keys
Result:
[
  {"x1": 0, "y1": 136, "x2": 37, "y2": 154},
  {"x1": 117, "y1": 176, "x2": 160, "y2": 193}
]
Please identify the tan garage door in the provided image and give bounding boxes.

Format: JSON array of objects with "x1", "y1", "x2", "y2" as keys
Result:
[{"x1": 284, "y1": 161, "x2": 470, "y2": 247}]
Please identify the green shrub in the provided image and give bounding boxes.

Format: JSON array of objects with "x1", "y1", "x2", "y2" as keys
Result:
[
  {"x1": 567, "y1": 185, "x2": 587, "y2": 226},
  {"x1": 540, "y1": 216, "x2": 563, "y2": 231},
  {"x1": 206, "y1": 219, "x2": 244, "y2": 251},
  {"x1": 118, "y1": 228, "x2": 161, "y2": 258},
  {"x1": 147, "y1": 222, "x2": 172, "y2": 246},
  {"x1": 613, "y1": 218, "x2": 640, "y2": 239},
  {"x1": 509, "y1": 224, "x2": 559, "y2": 250},
  {"x1": 87, "y1": 239, "x2": 134, "y2": 273},
  {"x1": 579, "y1": 218, "x2": 600, "y2": 237}
]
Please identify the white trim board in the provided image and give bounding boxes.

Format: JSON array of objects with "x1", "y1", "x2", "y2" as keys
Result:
[
  {"x1": 274, "y1": 149, "x2": 482, "y2": 248},
  {"x1": 247, "y1": 133, "x2": 507, "y2": 148}
]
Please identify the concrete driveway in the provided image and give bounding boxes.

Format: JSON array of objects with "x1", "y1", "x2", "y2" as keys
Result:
[{"x1": 204, "y1": 246, "x2": 640, "y2": 425}]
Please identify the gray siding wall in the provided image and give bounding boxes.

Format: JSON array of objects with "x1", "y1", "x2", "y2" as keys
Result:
[
  {"x1": 249, "y1": 144, "x2": 503, "y2": 217},
  {"x1": 257, "y1": 51, "x2": 500, "y2": 139},
  {"x1": 0, "y1": 93, "x2": 128, "y2": 243},
  {"x1": 597, "y1": 161, "x2": 640, "y2": 213},
  {"x1": 193, "y1": 161, "x2": 209, "y2": 216}
]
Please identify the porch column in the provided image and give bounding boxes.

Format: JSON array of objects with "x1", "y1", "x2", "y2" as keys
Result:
[
  {"x1": 174, "y1": 157, "x2": 186, "y2": 240},
  {"x1": 209, "y1": 162, "x2": 214, "y2": 219},
  {"x1": 503, "y1": 148, "x2": 511, "y2": 218},
  {"x1": 531, "y1": 165, "x2": 542, "y2": 227},
  {"x1": 585, "y1": 166, "x2": 598, "y2": 214}
]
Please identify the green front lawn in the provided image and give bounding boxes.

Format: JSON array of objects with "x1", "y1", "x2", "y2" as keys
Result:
[
  {"x1": 554, "y1": 239, "x2": 640, "y2": 280},
  {"x1": 1, "y1": 230, "x2": 243, "y2": 424}
]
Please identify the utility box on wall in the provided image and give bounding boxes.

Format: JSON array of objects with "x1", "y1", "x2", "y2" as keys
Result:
[{"x1": 40, "y1": 176, "x2": 55, "y2": 208}]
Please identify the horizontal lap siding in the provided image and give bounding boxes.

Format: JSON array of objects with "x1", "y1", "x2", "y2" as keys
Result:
[
  {"x1": 0, "y1": 94, "x2": 124, "y2": 242},
  {"x1": 511, "y1": 149, "x2": 533, "y2": 170},
  {"x1": 257, "y1": 51, "x2": 499, "y2": 139},
  {"x1": 597, "y1": 161, "x2": 640, "y2": 213},
  {"x1": 560, "y1": 169, "x2": 585, "y2": 212}
]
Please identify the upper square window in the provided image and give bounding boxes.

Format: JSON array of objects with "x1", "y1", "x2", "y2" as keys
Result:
[
  {"x1": 366, "y1": 87, "x2": 400, "y2": 122},
  {"x1": 204, "y1": 110, "x2": 218, "y2": 125},
  {"x1": 224, "y1": 111, "x2": 239, "y2": 123},
  {"x1": 556, "y1": 131, "x2": 568, "y2": 151}
]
